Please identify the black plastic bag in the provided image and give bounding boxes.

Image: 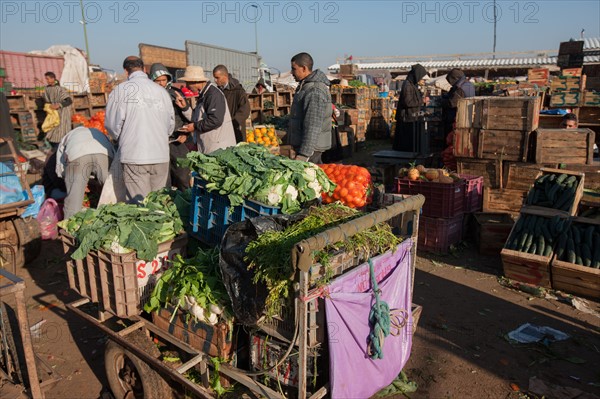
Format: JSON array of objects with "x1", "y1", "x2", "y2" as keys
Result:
[{"x1": 219, "y1": 213, "x2": 304, "y2": 326}]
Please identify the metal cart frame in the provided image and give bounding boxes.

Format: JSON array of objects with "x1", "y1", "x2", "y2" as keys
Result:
[{"x1": 67, "y1": 195, "x2": 424, "y2": 399}]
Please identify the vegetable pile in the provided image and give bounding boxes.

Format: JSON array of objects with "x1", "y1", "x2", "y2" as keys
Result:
[
  {"x1": 246, "y1": 125, "x2": 279, "y2": 149},
  {"x1": 181, "y1": 144, "x2": 335, "y2": 214},
  {"x1": 144, "y1": 248, "x2": 233, "y2": 325},
  {"x1": 554, "y1": 222, "x2": 600, "y2": 268},
  {"x1": 245, "y1": 203, "x2": 402, "y2": 317},
  {"x1": 71, "y1": 111, "x2": 108, "y2": 135},
  {"x1": 397, "y1": 163, "x2": 459, "y2": 183},
  {"x1": 526, "y1": 173, "x2": 580, "y2": 211},
  {"x1": 505, "y1": 214, "x2": 568, "y2": 257},
  {"x1": 58, "y1": 189, "x2": 185, "y2": 261},
  {"x1": 318, "y1": 164, "x2": 373, "y2": 208}
]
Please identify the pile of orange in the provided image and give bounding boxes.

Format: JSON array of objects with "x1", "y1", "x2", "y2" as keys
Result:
[{"x1": 247, "y1": 125, "x2": 279, "y2": 148}]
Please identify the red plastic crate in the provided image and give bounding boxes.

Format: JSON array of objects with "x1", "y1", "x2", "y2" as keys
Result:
[
  {"x1": 460, "y1": 174, "x2": 484, "y2": 213},
  {"x1": 418, "y1": 214, "x2": 464, "y2": 254},
  {"x1": 395, "y1": 177, "x2": 465, "y2": 218}
]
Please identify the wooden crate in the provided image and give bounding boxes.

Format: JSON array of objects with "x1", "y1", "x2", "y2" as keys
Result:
[
  {"x1": 483, "y1": 187, "x2": 527, "y2": 215},
  {"x1": 538, "y1": 114, "x2": 563, "y2": 129},
  {"x1": 248, "y1": 94, "x2": 262, "y2": 110},
  {"x1": 276, "y1": 91, "x2": 292, "y2": 107},
  {"x1": 550, "y1": 76, "x2": 581, "y2": 91},
  {"x1": 276, "y1": 106, "x2": 290, "y2": 116},
  {"x1": 453, "y1": 128, "x2": 479, "y2": 158},
  {"x1": 261, "y1": 93, "x2": 276, "y2": 109},
  {"x1": 550, "y1": 217, "x2": 600, "y2": 299},
  {"x1": 528, "y1": 68, "x2": 549, "y2": 86},
  {"x1": 550, "y1": 92, "x2": 581, "y2": 107},
  {"x1": 473, "y1": 212, "x2": 515, "y2": 256},
  {"x1": 477, "y1": 97, "x2": 541, "y2": 131},
  {"x1": 6, "y1": 95, "x2": 26, "y2": 110},
  {"x1": 89, "y1": 92, "x2": 107, "y2": 107},
  {"x1": 560, "y1": 163, "x2": 600, "y2": 191},
  {"x1": 582, "y1": 91, "x2": 600, "y2": 107},
  {"x1": 578, "y1": 106, "x2": 600, "y2": 125},
  {"x1": 505, "y1": 163, "x2": 558, "y2": 191},
  {"x1": 478, "y1": 129, "x2": 529, "y2": 162},
  {"x1": 526, "y1": 167, "x2": 585, "y2": 216},
  {"x1": 500, "y1": 207, "x2": 567, "y2": 288},
  {"x1": 456, "y1": 158, "x2": 502, "y2": 188},
  {"x1": 72, "y1": 94, "x2": 90, "y2": 109},
  {"x1": 456, "y1": 98, "x2": 480, "y2": 128},
  {"x1": 533, "y1": 128, "x2": 595, "y2": 165}
]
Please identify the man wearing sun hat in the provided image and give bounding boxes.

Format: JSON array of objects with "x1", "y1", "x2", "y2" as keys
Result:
[{"x1": 178, "y1": 66, "x2": 236, "y2": 154}]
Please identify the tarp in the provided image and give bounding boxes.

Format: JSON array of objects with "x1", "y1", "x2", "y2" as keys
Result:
[
  {"x1": 30, "y1": 45, "x2": 88, "y2": 93},
  {"x1": 324, "y1": 239, "x2": 414, "y2": 399}
]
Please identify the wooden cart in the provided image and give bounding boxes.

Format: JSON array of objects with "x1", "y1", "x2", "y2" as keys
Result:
[{"x1": 67, "y1": 196, "x2": 425, "y2": 399}]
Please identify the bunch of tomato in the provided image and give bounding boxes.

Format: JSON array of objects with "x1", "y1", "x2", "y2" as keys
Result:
[
  {"x1": 318, "y1": 164, "x2": 373, "y2": 209},
  {"x1": 71, "y1": 111, "x2": 108, "y2": 135}
]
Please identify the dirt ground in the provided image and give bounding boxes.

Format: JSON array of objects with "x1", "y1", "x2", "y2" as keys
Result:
[
  {"x1": 1, "y1": 237, "x2": 598, "y2": 399},
  {"x1": 2, "y1": 139, "x2": 599, "y2": 399}
]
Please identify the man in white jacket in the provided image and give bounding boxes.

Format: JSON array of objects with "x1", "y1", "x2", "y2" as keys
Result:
[
  {"x1": 105, "y1": 56, "x2": 175, "y2": 203},
  {"x1": 56, "y1": 126, "x2": 114, "y2": 218}
]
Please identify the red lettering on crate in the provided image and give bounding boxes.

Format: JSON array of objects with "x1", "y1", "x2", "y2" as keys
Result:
[
  {"x1": 137, "y1": 262, "x2": 147, "y2": 279},
  {"x1": 151, "y1": 259, "x2": 159, "y2": 274}
]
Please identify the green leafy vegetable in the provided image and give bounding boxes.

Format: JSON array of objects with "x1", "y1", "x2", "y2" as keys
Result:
[
  {"x1": 180, "y1": 143, "x2": 335, "y2": 214},
  {"x1": 245, "y1": 203, "x2": 403, "y2": 317},
  {"x1": 58, "y1": 189, "x2": 184, "y2": 261}
]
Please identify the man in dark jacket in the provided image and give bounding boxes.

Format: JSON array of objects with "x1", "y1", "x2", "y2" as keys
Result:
[
  {"x1": 288, "y1": 52, "x2": 332, "y2": 163},
  {"x1": 393, "y1": 64, "x2": 428, "y2": 152},
  {"x1": 443, "y1": 68, "x2": 475, "y2": 135},
  {"x1": 149, "y1": 63, "x2": 193, "y2": 190},
  {"x1": 212, "y1": 65, "x2": 250, "y2": 143}
]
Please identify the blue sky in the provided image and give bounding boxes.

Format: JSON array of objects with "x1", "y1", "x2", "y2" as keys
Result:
[{"x1": 1, "y1": 0, "x2": 599, "y2": 73}]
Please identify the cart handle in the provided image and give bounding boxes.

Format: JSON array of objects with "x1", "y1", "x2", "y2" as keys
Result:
[{"x1": 291, "y1": 194, "x2": 425, "y2": 272}]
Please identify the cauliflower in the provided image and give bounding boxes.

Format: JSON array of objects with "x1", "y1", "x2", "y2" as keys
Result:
[
  {"x1": 285, "y1": 185, "x2": 299, "y2": 201},
  {"x1": 303, "y1": 167, "x2": 317, "y2": 182}
]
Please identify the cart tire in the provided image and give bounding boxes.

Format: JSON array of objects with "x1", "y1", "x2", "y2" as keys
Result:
[
  {"x1": 104, "y1": 331, "x2": 173, "y2": 399},
  {"x1": 13, "y1": 217, "x2": 41, "y2": 266}
]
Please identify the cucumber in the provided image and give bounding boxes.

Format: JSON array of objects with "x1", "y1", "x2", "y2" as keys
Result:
[
  {"x1": 555, "y1": 233, "x2": 568, "y2": 260},
  {"x1": 548, "y1": 174, "x2": 557, "y2": 183},
  {"x1": 529, "y1": 243, "x2": 537, "y2": 255},
  {"x1": 572, "y1": 225, "x2": 581, "y2": 244},
  {"x1": 543, "y1": 244, "x2": 553, "y2": 257},
  {"x1": 526, "y1": 189, "x2": 535, "y2": 205},
  {"x1": 518, "y1": 231, "x2": 528, "y2": 251},
  {"x1": 550, "y1": 215, "x2": 561, "y2": 235},
  {"x1": 536, "y1": 235, "x2": 545, "y2": 256},
  {"x1": 540, "y1": 223, "x2": 553, "y2": 244},
  {"x1": 548, "y1": 183, "x2": 561, "y2": 203},
  {"x1": 565, "y1": 175, "x2": 577, "y2": 186},
  {"x1": 523, "y1": 233, "x2": 534, "y2": 253},
  {"x1": 536, "y1": 174, "x2": 549, "y2": 185},
  {"x1": 585, "y1": 225, "x2": 594, "y2": 247},
  {"x1": 555, "y1": 174, "x2": 568, "y2": 184},
  {"x1": 576, "y1": 255, "x2": 583, "y2": 266},
  {"x1": 566, "y1": 238, "x2": 576, "y2": 263},
  {"x1": 527, "y1": 215, "x2": 537, "y2": 230},
  {"x1": 513, "y1": 216, "x2": 525, "y2": 234},
  {"x1": 534, "y1": 217, "x2": 544, "y2": 233},
  {"x1": 592, "y1": 233, "x2": 600, "y2": 268},
  {"x1": 581, "y1": 244, "x2": 592, "y2": 267},
  {"x1": 532, "y1": 189, "x2": 541, "y2": 205},
  {"x1": 554, "y1": 186, "x2": 575, "y2": 210}
]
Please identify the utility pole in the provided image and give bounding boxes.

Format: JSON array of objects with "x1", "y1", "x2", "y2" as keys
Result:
[
  {"x1": 251, "y1": 4, "x2": 259, "y2": 55},
  {"x1": 80, "y1": 0, "x2": 91, "y2": 64},
  {"x1": 492, "y1": 0, "x2": 497, "y2": 58}
]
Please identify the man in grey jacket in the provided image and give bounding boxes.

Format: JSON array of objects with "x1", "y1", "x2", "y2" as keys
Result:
[
  {"x1": 105, "y1": 56, "x2": 174, "y2": 203},
  {"x1": 288, "y1": 52, "x2": 332, "y2": 163}
]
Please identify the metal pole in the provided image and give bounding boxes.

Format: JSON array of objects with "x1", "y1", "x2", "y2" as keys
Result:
[
  {"x1": 80, "y1": 0, "x2": 90, "y2": 64},
  {"x1": 252, "y1": 5, "x2": 259, "y2": 54},
  {"x1": 492, "y1": 0, "x2": 497, "y2": 58}
]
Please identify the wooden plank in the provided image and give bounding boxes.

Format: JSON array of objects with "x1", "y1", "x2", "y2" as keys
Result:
[
  {"x1": 551, "y1": 257, "x2": 600, "y2": 299},
  {"x1": 479, "y1": 97, "x2": 540, "y2": 131},
  {"x1": 456, "y1": 98, "x2": 480, "y2": 128},
  {"x1": 501, "y1": 248, "x2": 552, "y2": 288},
  {"x1": 505, "y1": 163, "x2": 558, "y2": 191},
  {"x1": 534, "y1": 129, "x2": 595, "y2": 165},
  {"x1": 483, "y1": 188, "x2": 526, "y2": 215},
  {"x1": 457, "y1": 158, "x2": 501, "y2": 188}
]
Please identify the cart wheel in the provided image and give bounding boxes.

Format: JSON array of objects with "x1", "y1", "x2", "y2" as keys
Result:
[
  {"x1": 104, "y1": 331, "x2": 173, "y2": 399},
  {"x1": 13, "y1": 217, "x2": 41, "y2": 266},
  {"x1": 0, "y1": 301, "x2": 23, "y2": 385},
  {"x1": 0, "y1": 219, "x2": 23, "y2": 270}
]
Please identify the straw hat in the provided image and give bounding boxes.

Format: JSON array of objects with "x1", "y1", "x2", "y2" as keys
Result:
[{"x1": 179, "y1": 66, "x2": 208, "y2": 82}]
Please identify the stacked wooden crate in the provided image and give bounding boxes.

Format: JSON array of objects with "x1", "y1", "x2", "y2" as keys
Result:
[
  {"x1": 247, "y1": 91, "x2": 293, "y2": 124},
  {"x1": 367, "y1": 98, "x2": 391, "y2": 139},
  {"x1": 71, "y1": 93, "x2": 107, "y2": 119},
  {"x1": 338, "y1": 86, "x2": 378, "y2": 144},
  {"x1": 550, "y1": 75, "x2": 583, "y2": 107},
  {"x1": 453, "y1": 96, "x2": 542, "y2": 215}
]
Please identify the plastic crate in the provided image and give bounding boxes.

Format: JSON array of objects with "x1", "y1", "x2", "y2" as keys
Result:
[
  {"x1": 190, "y1": 176, "x2": 280, "y2": 245},
  {"x1": 460, "y1": 174, "x2": 484, "y2": 213},
  {"x1": 396, "y1": 177, "x2": 465, "y2": 218},
  {"x1": 418, "y1": 214, "x2": 464, "y2": 254},
  {"x1": 60, "y1": 230, "x2": 188, "y2": 318}
]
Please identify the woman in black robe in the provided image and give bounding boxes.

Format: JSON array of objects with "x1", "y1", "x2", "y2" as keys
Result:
[{"x1": 393, "y1": 64, "x2": 428, "y2": 152}]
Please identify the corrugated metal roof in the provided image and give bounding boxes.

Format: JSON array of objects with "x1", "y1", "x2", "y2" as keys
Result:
[
  {"x1": 584, "y1": 37, "x2": 600, "y2": 50},
  {"x1": 0, "y1": 50, "x2": 64, "y2": 88},
  {"x1": 329, "y1": 55, "x2": 599, "y2": 72}
]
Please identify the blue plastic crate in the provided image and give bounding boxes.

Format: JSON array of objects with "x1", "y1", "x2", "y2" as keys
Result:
[{"x1": 189, "y1": 176, "x2": 280, "y2": 245}]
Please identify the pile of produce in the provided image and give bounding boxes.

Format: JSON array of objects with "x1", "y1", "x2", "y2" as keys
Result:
[
  {"x1": 71, "y1": 111, "x2": 108, "y2": 135},
  {"x1": 58, "y1": 189, "x2": 185, "y2": 261},
  {"x1": 145, "y1": 248, "x2": 233, "y2": 325},
  {"x1": 245, "y1": 125, "x2": 279, "y2": 149},
  {"x1": 181, "y1": 144, "x2": 335, "y2": 214},
  {"x1": 245, "y1": 203, "x2": 402, "y2": 317},
  {"x1": 526, "y1": 173, "x2": 580, "y2": 211},
  {"x1": 505, "y1": 214, "x2": 568, "y2": 256},
  {"x1": 554, "y1": 222, "x2": 600, "y2": 268},
  {"x1": 318, "y1": 164, "x2": 373, "y2": 208},
  {"x1": 398, "y1": 163, "x2": 459, "y2": 183}
]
